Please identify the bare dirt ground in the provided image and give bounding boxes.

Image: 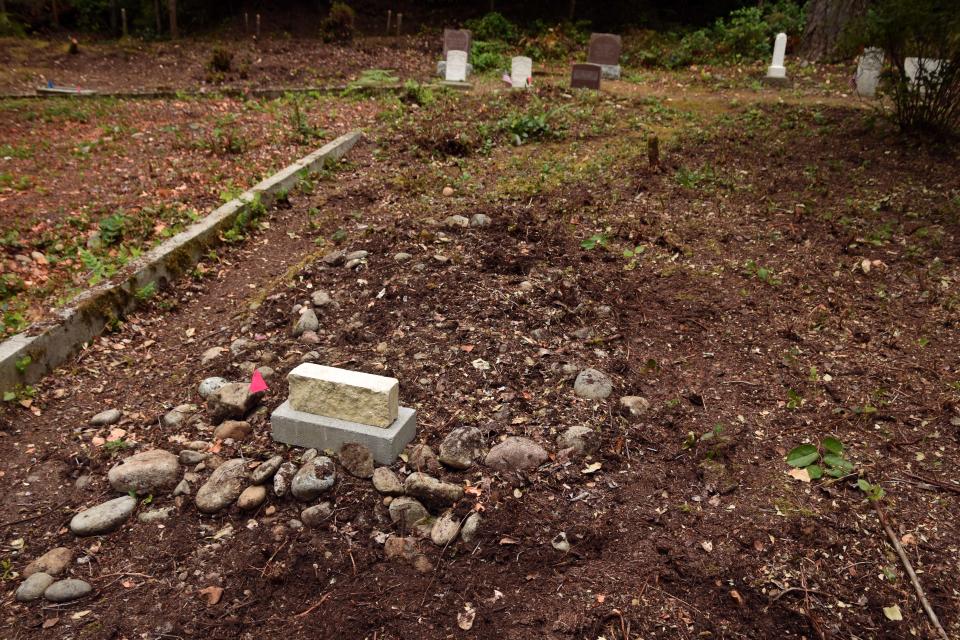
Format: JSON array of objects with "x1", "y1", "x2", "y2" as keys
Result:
[{"x1": 1, "y1": 43, "x2": 959, "y2": 640}]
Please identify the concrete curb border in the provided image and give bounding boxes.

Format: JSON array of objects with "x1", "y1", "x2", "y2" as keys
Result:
[
  {"x1": 0, "y1": 130, "x2": 362, "y2": 394},
  {"x1": 0, "y1": 84, "x2": 405, "y2": 101}
]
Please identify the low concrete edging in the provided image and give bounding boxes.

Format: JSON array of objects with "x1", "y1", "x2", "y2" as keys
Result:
[{"x1": 0, "y1": 130, "x2": 362, "y2": 394}]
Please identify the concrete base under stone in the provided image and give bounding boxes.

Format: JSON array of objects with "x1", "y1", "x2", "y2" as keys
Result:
[
  {"x1": 440, "y1": 80, "x2": 473, "y2": 91},
  {"x1": 762, "y1": 75, "x2": 791, "y2": 87},
  {"x1": 271, "y1": 401, "x2": 416, "y2": 464},
  {"x1": 598, "y1": 64, "x2": 621, "y2": 80},
  {"x1": 436, "y1": 61, "x2": 473, "y2": 78}
]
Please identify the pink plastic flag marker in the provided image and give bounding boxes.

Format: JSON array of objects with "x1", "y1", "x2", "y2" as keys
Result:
[{"x1": 249, "y1": 370, "x2": 268, "y2": 394}]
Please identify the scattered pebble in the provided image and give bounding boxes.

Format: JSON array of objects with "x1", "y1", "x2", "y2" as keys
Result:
[
  {"x1": 23, "y1": 547, "x2": 72, "y2": 578},
  {"x1": 272, "y1": 462, "x2": 298, "y2": 497},
  {"x1": 388, "y1": 497, "x2": 430, "y2": 531},
  {"x1": 237, "y1": 485, "x2": 267, "y2": 511},
  {"x1": 207, "y1": 383, "x2": 260, "y2": 424},
  {"x1": 293, "y1": 308, "x2": 320, "y2": 337},
  {"x1": 485, "y1": 437, "x2": 549, "y2": 471},
  {"x1": 407, "y1": 444, "x2": 441, "y2": 474},
  {"x1": 460, "y1": 512, "x2": 481, "y2": 544},
  {"x1": 620, "y1": 395, "x2": 650, "y2": 416},
  {"x1": 393, "y1": 252, "x2": 412, "y2": 262},
  {"x1": 201, "y1": 346, "x2": 225, "y2": 365},
  {"x1": 470, "y1": 213, "x2": 491, "y2": 227},
  {"x1": 179, "y1": 450, "x2": 209, "y2": 465},
  {"x1": 444, "y1": 215, "x2": 469, "y2": 228},
  {"x1": 213, "y1": 420, "x2": 252, "y2": 441},
  {"x1": 430, "y1": 511, "x2": 461, "y2": 546},
  {"x1": 372, "y1": 467, "x2": 404, "y2": 496},
  {"x1": 108, "y1": 449, "x2": 181, "y2": 495},
  {"x1": 90, "y1": 408, "x2": 121, "y2": 426},
  {"x1": 311, "y1": 290, "x2": 332, "y2": 307},
  {"x1": 199, "y1": 377, "x2": 229, "y2": 400},
  {"x1": 251, "y1": 456, "x2": 283, "y2": 485},
  {"x1": 70, "y1": 496, "x2": 137, "y2": 536},
  {"x1": 16, "y1": 572, "x2": 55, "y2": 602},
  {"x1": 404, "y1": 472, "x2": 463, "y2": 509},
  {"x1": 438, "y1": 426, "x2": 483, "y2": 470},
  {"x1": 44, "y1": 579, "x2": 92, "y2": 603},
  {"x1": 291, "y1": 457, "x2": 336, "y2": 501},
  {"x1": 301, "y1": 502, "x2": 332, "y2": 528},
  {"x1": 138, "y1": 506, "x2": 175, "y2": 523},
  {"x1": 556, "y1": 426, "x2": 597, "y2": 456},
  {"x1": 195, "y1": 459, "x2": 247, "y2": 514},
  {"x1": 339, "y1": 443, "x2": 374, "y2": 479},
  {"x1": 574, "y1": 368, "x2": 613, "y2": 400}
]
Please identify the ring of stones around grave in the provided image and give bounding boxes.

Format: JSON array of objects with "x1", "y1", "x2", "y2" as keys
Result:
[{"x1": 587, "y1": 33, "x2": 622, "y2": 80}]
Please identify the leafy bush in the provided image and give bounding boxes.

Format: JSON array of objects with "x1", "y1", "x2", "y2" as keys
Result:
[
  {"x1": 465, "y1": 12, "x2": 519, "y2": 43},
  {"x1": 208, "y1": 47, "x2": 233, "y2": 73},
  {"x1": 471, "y1": 40, "x2": 509, "y2": 73},
  {"x1": 856, "y1": 0, "x2": 959, "y2": 136},
  {"x1": 0, "y1": 12, "x2": 26, "y2": 37},
  {"x1": 400, "y1": 80, "x2": 434, "y2": 107},
  {"x1": 638, "y1": 1, "x2": 805, "y2": 68},
  {"x1": 320, "y1": 2, "x2": 355, "y2": 43},
  {"x1": 500, "y1": 109, "x2": 559, "y2": 145},
  {"x1": 522, "y1": 20, "x2": 590, "y2": 62},
  {"x1": 98, "y1": 211, "x2": 126, "y2": 245}
]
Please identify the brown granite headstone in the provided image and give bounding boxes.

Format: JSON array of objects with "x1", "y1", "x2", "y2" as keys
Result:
[
  {"x1": 587, "y1": 33, "x2": 622, "y2": 66},
  {"x1": 443, "y1": 29, "x2": 472, "y2": 58},
  {"x1": 570, "y1": 63, "x2": 602, "y2": 90}
]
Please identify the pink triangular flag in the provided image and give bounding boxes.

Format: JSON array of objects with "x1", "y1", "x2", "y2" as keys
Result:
[{"x1": 249, "y1": 370, "x2": 268, "y2": 393}]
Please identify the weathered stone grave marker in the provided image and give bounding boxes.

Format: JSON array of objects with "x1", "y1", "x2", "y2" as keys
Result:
[
  {"x1": 445, "y1": 49, "x2": 469, "y2": 83},
  {"x1": 587, "y1": 33, "x2": 622, "y2": 80},
  {"x1": 438, "y1": 28, "x2": 472, "y2": 77},
  {"x1": 764, "y1": 33, "x2": 788, "y2": 85},
  {"x1": 905, "y1": 56, "x2": 944, "y2": 90},
  {"x1": 271, "y1": 363, "x2": 416, "y2": 464},
  {"x1": 511, "y1": 56, "x2": 532, "y2": 89},
  {"x1": 855, "y1": 48, "x2": 884, "y2": 97},
  {"x1": 570, "y1": 63, "x2": 602, "y2": 90}
]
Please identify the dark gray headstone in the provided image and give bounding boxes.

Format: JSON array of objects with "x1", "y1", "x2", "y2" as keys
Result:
[
  {"x1": 443, "y1": 29, "x2": 472, "y2": 58},
  {"x1": 587, "y1": 33, "x2": 622, "y2": 66},
  {"x1": 570, "y1": 63, "x2": 602, "y2": 90}
]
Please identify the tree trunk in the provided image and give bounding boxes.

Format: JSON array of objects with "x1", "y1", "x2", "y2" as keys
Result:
[
  {"x1": 567, "y1": 0, "x2": 575, "y2": 21},
  {"x1": 155, "y1": 0, "x2": 162, "y2": 33},
  {"x1": 800, "y1": 0, "x2": 869, "y2": 61},
  {"x1": 51, "y1": 0, "x2": 59, "y2": 26},
  {"x1": 168, "y1": 0, "x2": 178, "y2": 38},
  {"x1": 0, "y1": 0, "x2": 6, "y2": 15}
]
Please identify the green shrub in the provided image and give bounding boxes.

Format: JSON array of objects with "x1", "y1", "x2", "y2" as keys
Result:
[
  {"x1": 320, "y1": 2, "x2": 355, "y2": 43},
  {"x1": 0, "y1": 12, "x2": 26, "y2": 37},
  {"x1": 465, "y1": 12, "x2": 519, "y2": 43},
  {"x1": 472, "y1": 40, "x2": 509, "y2": 73},
  {"x1": 642, "y1": 1, "x2": 805, "y2": 68},
  {"x1": 857, "y1": 0, "x2": 959, "y2": 135},
  {"x1": 522, "y1": 20, "x2": 590, "y2": 62},
  {"x1": 208, "y1": 47, "x2": 233, "y2": 73}
]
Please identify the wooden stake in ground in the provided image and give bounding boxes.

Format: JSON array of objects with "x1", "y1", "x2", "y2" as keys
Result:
[
  {"x1": 167, "y1": 0, "x2": 177, "y2": 38},
  {"x1": 256, "y1": 13, "x2": 261, "y2": 39},
  {"x1": 121, "y1": 8, "x2": 127, "y2": 38},
  {"x1": 244, "y1": 12, "x2": 249, "y2": 34},
  {"x1": 647, "y1": 135, "x2": 660, "y2": 169},
  {"x1": 874, "y1": 501, "x2": 949, "y2": 640},
  {"x1": 396, "y1": 13, "x2": 402, "y2": 36},
  {"x1": 386, "y1": 10, "x2": 392, "y2": 33}
]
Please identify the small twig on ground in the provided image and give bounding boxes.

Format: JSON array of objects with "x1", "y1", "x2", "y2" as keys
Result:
[
  {"x1": 902, "y1": 472, "x2": 960, "y2": 496},
  {"x1": 874, "y1": 500, "x2": 950, "y2": 640},
  {"x1": 295, "y1": 592, "x2": 330, "y2": 618},
  {"x1": 0, "y1": 499, "x2": 72, "y2": 529}
]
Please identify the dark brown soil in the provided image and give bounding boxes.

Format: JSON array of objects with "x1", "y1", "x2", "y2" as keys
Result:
[{"x1": 1, "y1": 75, "x2": 959, "y2": 640}]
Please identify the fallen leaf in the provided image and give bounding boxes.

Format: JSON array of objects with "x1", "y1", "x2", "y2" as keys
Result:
[
  {"x1": 861, "y1": 258, "x2": 871, "y2": 274},
  {"x1": 42, "y1": 618, "x2": 59, "y2": 629},
  {"x1": 883, "y1": 604, "x2": 902, "y2": 621},
  {"x1": 185, "y1": 327, "x2": 196, "y2": 338},
  {"x1": 460, "y1": 344, "x2": 475, "y2": 353},
  {"x1": 700, "y1": 540, "x2": 714, "y2": 553},
  {"x1": 499, "y1": 536, "x2": 520, "y2": 545},
  {"x1": 900, "y1": 533, "x2": 916, "y2": 546},
  {"x1": 199, "y1": 586, "x2": 224, "y2": 605},
  {"x1": 787, "y1": 467, "x2": 811, "y2": 482},
  {"x1": 472, "y1": 358, "x2": 491, "y2": 371},
  {"x1": 596, "y1": 594, "x2": 606, "y2": 603},
  {"x1": 582, "y1": 462, "x2": 602, "y2": 474},
  {"x1": 121, "y1": 579, "x2": 135, "y2": 588},
  {"x1": 70, "y1": 610, "x2": 91, "y2": 620}
]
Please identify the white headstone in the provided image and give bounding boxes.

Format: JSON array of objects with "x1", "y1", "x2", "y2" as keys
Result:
[
  {"x1": 510, "y1": 56, "x2": 532, "y2": 89},
  {"x1": 905, "y1": 57, "x2": 943, "y2": 85},
  {"x1": 855, "y1": 48, "x2": 884, "y2": 97},
  {"x1": 445, "y1": 50, "x2": 468, "y2": 82},
  {"x1": 766, "y1": 33, "x2": 787, "y2": 79}
]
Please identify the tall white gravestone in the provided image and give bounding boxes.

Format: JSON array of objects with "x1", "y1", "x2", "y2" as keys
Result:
[
  {"x1": 766, "y1": 33, "x2": 788, "y2": 80},
  {"x1": 445, "y1": 50, "x2": 468, "y2": 83},
  {"x1": 855, "y1": 48, "x2": 884, "y2": 97},
  {"x1": 511, "y1": 56, "x2": 532, "y2": 89}
]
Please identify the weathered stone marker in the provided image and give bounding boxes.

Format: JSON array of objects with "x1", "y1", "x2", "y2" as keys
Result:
[
  {"x1": 571, "y1": 63, "x2": 602, "y2": 90},
  {"x1": 587, "y1": 33, "x2": 622, "y2": 80},
  {"x1": 288, "y1": 363, "x2": 398, "y2": 427},
  {"x1": 511, "y1": 56, "x2": 532, "y2": 88},
  {"x1": 445, "y1": 49, "x2": 468, "y2": 83},
  {"x1": 856, "y1": 48, "x2": 883, "y2": 97},
  {"x1": 438, "y1": 28, "x2": 472, "y2": 78},
  {"x1": 765, "y1": 33, "x2": 788, "y2": 84},
  {"x1": 272, "y1": 364, "x2": 416, "y2": 463}
]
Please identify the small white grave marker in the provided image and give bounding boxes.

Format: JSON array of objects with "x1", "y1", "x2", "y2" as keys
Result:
[
  {"x1": 856, "y1": 48, "x2": 884, "y2": 97},
  {"x1": 511, "y1": 56, "x2": 532, "y2": 88},
  {"x1": 766, "y1": 33, "x2": 788, "y2": 80},
  {"x1": 446, "y1": 50, "x2": 468, "y2": 82}
]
